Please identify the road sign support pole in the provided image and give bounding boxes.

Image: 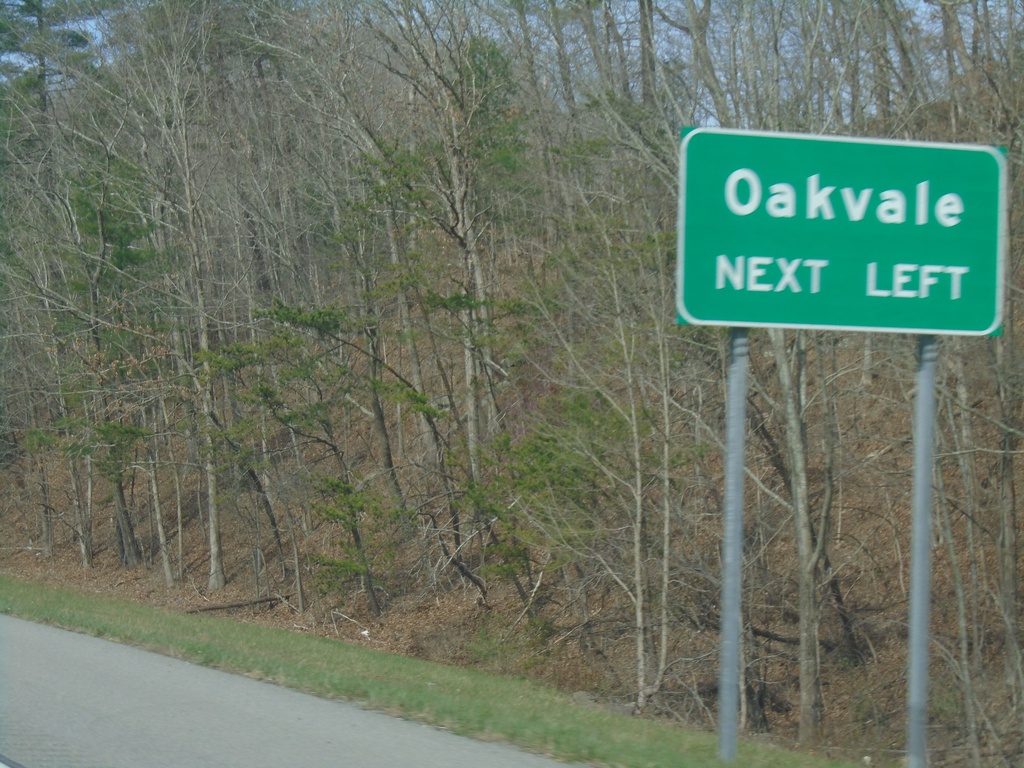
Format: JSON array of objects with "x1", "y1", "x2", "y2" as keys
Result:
[
  {"x1": 719, "y1": 327, "x2": 749, "y2": 763},
  {"x1": 907, "y1": 334, "x2": 938, "y2": 768}
]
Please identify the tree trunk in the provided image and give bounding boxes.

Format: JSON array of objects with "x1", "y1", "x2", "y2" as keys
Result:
[
  {"x1": 639, "y1": 0, "x2": 656, "y2": 107},
  {"x1": 148, "y1": 412, "x2": 175, "y2": 586},
  {"x1": 36, "y1": 456, "x2": 54, "y2": 558},
  {"x1": 113, "y1": 475, "x2": 142, "y2": 568},
  {"x1": 69, "y1": 457, "x2": 93, "y2": 568},
  {"x1": 203, "y1": 419, "x2": 226, "y2": 590},
  {"x1": 996, "y1": 336, "x2": 1018, "y2": 665},
  {"x1": 769, "y1": 329, "x2": 823, "y2": 744}
]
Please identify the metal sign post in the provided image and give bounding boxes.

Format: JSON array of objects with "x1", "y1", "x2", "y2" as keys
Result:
[
  {"x1": 907, "y1": 335, "x2": 939, "y2": 768},
  {"x1": 718, "y1": 327, "x2": 749, "y2": 763}
]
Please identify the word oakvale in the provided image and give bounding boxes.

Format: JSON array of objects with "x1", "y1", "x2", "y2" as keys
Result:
[
  {"x1": 677, "y1": 129, "x2": 1006, "y2": 334},
  {"x1": 723, "y1": 169, "x2": 965, "y2": 227}
]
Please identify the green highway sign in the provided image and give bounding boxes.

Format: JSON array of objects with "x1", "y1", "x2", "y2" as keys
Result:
[{"x1": 676, "y1": 128, "x2": 1006, "y2": 334}]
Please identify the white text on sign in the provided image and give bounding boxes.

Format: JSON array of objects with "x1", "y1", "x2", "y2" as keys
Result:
[
  {"x1": 724, "y1": 169, "x2": 964, "y2": 227},
  {"x1": 716, "y1": 255, "x2": 829, "y2": 293},
  {"x1": 716, "y1": 256, "x2": 971, "y2": 300},
  {"x1": 867, "y1": 263, "x2": 969, "y2": 299}
]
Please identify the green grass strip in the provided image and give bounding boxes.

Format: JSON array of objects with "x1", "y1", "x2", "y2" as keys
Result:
[{"x1": 0, "y1": 576, "x2": 856, "y2": 768}]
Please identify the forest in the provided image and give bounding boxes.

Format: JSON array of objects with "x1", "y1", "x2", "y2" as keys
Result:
[{"x1": 1, "y1": 1, "x2": 1022, "y2": 764}]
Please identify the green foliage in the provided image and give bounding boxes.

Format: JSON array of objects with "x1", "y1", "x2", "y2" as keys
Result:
[
  {"x1": 94, "y1": 420, "x2": 149, "y2": 479},
  {"x1": 314, "y1": 475, "x2": 381, "y2": 526},
  {"x1": 511, "y1": 392, "x2": 616, "y2": 496},
  {"x1": 460, "y1": 35, "x2": 524, "y2": 171},
  {"x1": 200, "y1": 342, "x2": 265, "y2": 375},
  {"x1": 424, "y1": 289, "x2": 491, "y2": 315},
  {"x1": 23, "y1": 427, "x2": 57, "y2": 454},
  {"x1": 209, "y1": 317, "x2": 365, "y2": 449},
  {"x1": 358, "y1": 143, "x2": 434, "y2": 209},
  {"x1": 376, "y1": 380, "x2": 445, "y2": 419},
  {"x1": 69, "y1": 159, "x2": 157, "y2": 276},
  {"x1": 266, "y1": 300, "x2": 352, "y2": 338},
  {"x1": 311, "y1": 553, "x2": 367, "y2": 596},
  {"x1": 310, "y1": 474, "x2": 407, "y2": 604}
]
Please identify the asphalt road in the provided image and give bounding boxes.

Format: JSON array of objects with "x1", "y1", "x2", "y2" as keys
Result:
[{"x1": 0, "y1": 615, "x2": 586, "y2": 768}]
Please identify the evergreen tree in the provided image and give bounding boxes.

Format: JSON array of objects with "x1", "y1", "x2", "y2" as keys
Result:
[{"x1": 0, "y1": 1, "x2": 103, "y2": 107}]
